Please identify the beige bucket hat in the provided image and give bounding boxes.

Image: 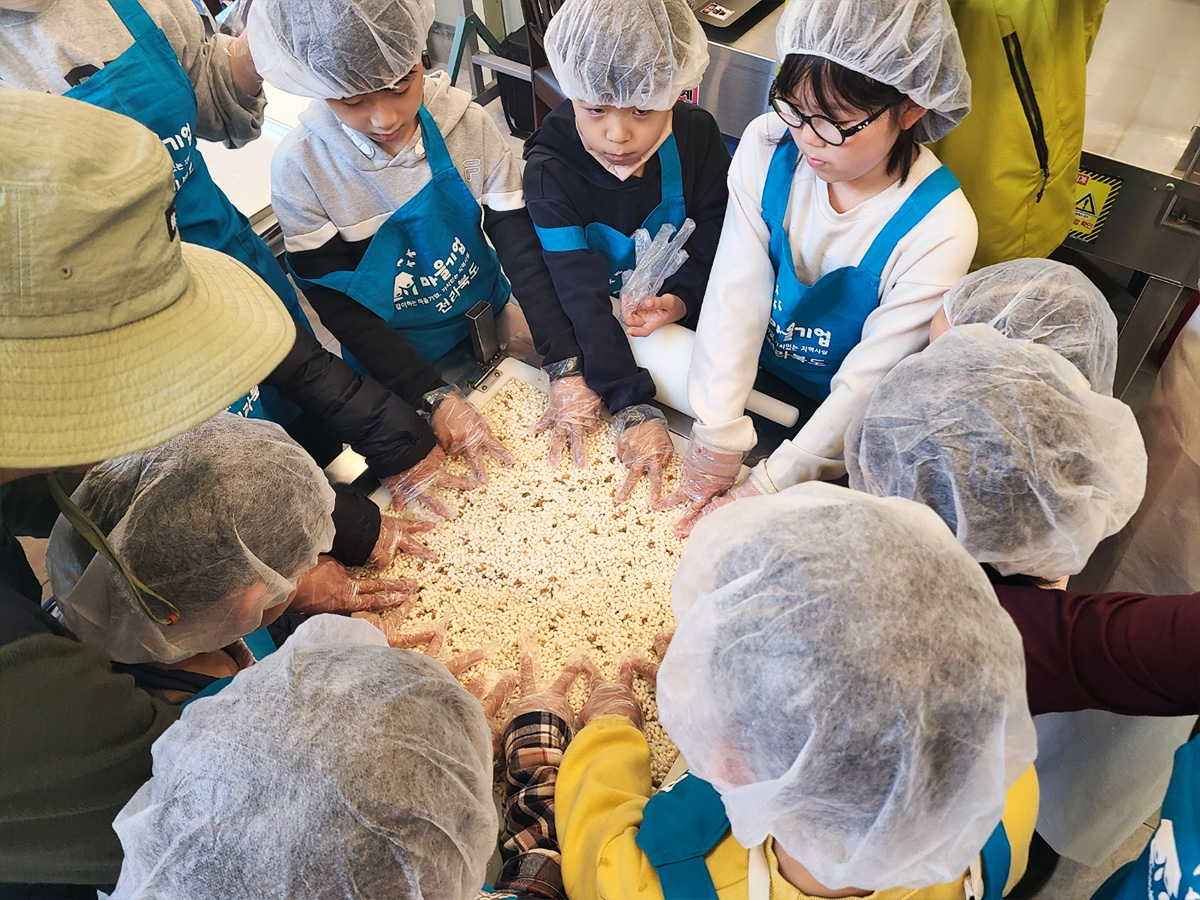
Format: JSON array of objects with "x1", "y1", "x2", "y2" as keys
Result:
[{"x1": 0, "y1": 89, "x2": 295, "y2": 468}]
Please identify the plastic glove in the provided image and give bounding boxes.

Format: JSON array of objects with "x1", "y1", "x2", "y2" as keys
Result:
[
  {"x1": 430, "y1": 387, "x2": 516, "y2": 484},
  {"x1": 383, "y1": 445, "x2": 476, "y2": 519},
  {"x1": 506, "y1": 637, "x2": 588, "y2": 726},
  {"x1": 624, "y1": 293, "x2": 688, "y2": 337},
  {"x1": 577, "y1": 655, "x2": 660, "y2": 730},
  {"x1": 655, "y1": 437, "x2": 746, "y2": 535},
  {"x1": 680, "y1": 472, "x2": 768, "y2": 535},
  {"x1": 226, "y1": 31, "x2": 262, "y2": 96},
  {"x1": 369, "y1": 515, "x2": 437, "y2": 567},
  {"x1": 289, "y1": 555, "x2": 418, "y2": 614},
  {"x1": 618, "y1": 219, "x2": 696, "y2": 326},
  {"x1": 466, "y1": 670, "x2": 519, "y2": 759},
  {"x1": 532, "y1": 360, "x2": 605, "y2": 469},
  {"x1": 613, "y1": 405, "x2": 674, "y2": 508}
]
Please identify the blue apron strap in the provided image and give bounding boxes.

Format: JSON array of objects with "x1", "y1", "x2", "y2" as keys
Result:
[
  {"x1": 760, "y1": 134, "x2": 800, "y2": 229},
  {"x1": 417, "y1": 106, "x2": 457, "y2": 178},
  {"x1": 179, "y1": 627, "x2": 278, "y2": 707},
  {"x1": 242, "y1": 626, "x2": 279, "y2": 661},
  {"x1": 658, "y1": 133, "x2": 684, "y2": 203},
  {"x1": 858, "y1": 165, "x2": 961, "y2": 277},
  {"x1": 181, "y1": 675, "x2": 233, "y2": 706},
  {"x1": 103, "y1": 0, "x2": 159, "y2": 40},
  {"x1": 534, "y1": 223, "x2": 588, "y2": 253},
  {"x1": 979, "y1": 820, "x2": 1012, "y2": 899},
  {"x1": 636, "y1": 772, "x2": 730, "y2": 900}
]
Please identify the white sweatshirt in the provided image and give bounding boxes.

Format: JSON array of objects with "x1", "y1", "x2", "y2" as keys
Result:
[{"x1": 689, "y1": 113, "x2": 978, "y2": 488}]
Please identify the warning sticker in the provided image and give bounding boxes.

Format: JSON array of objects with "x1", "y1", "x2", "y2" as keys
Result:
[
  {"x1": 1069, "y1": 170, "x2": 1122, "y2": 242},
  {"x1": 699, "y1": 2, "x2": 734, "y2": 20}
]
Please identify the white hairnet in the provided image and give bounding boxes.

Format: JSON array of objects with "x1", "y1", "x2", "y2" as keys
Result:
[
  {"x1": 659, "y1": 482, "x2": 1035, "y2": 891},
  {"x1": 846, "y1": 325, "x2": 1147, "y2": 578},
  {"x1": 775, "y1": 0, "x2": 970, "y2": 142},
  {"x1": 112, "y1": 615, "x2": 497, "y2": 900},
  {"x1": 248, "y1": 0, "x2": 435, "y2": 98},
  {"x1": 545, "y1": 0, "x2": 709, "y2": 110},
  {"x1": 943, "y1": 259, "x2": 1119, "y2": 395},
  {"x1": 48, "y1": 413, "x2": 335, "y2": 664}
]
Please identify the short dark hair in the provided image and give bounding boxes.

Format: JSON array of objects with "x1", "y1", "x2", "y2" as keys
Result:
[{"x1": 775, "y1": 53, "x2": 918, "y2": 184}]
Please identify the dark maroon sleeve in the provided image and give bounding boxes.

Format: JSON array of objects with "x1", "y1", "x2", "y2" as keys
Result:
[{"x1": 996, "y1": 585, "x2": 1200, "y2": 717}]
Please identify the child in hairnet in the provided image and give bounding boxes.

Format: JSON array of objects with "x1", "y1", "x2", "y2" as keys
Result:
[
  {"x1": 556, "y1": 483, "x2": 1040, "y2": 899},
  {"x1": 110, "y1": 614, "x2": 595, "y2": 899},
  {"x1": 931, "y1": 258, "x2": 1119, "y2": 395},
  {"x1": 524, "y1": 0, "x2": 730, "y2": 497},
  {"x1": 662, "y1": 0, "x2": 977, "y2": 535},
  {"x1": 257, "y1": 0, "x2": 568, "y2": 484},
  {"x1": 47, "y1": 414, "x2": 423, "y2": 704}
]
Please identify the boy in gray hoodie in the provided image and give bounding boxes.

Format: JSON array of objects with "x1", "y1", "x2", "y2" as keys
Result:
[{"x1": 259, "y1": 0, "x2": 588, "y2": 466}]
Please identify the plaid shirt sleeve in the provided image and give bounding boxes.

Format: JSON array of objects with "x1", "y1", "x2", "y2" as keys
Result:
[{"x1": 492, "y1": 710, "x2": 572, "y2": 900}]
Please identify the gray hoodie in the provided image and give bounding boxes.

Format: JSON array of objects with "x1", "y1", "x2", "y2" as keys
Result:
[
  {"x1": 271, "y1": 70, "x2": 524, "y2": 253},
  {"x1": 0, "y1": 0, "x2": 263, "y2": 147}
]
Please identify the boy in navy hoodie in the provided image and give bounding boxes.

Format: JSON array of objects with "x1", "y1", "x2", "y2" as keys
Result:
[{"x1": 523, "y1": 0, "x2": 729, "y2": 504}]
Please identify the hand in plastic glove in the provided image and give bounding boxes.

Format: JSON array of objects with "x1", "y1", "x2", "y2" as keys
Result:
[
  {"x1": 289, "y1": 555, "x2": 418, "y2": 614},
  {"x1": 623, "y1": 293, "x2": 687, "y2": 338},
  {"x1": 227, "y1": 31, "x2": 263, "y2": 96},
  {"x1": 466, "y1": 670, "x2": 519, "y2": 760},
  {"x1": 506, "y1": 639, "x2": 588, "y2": 726},
  {"x1": 369, "y1": 515, "x2": 437, "y2": 568},
  {"x1": 654, "y1": 438, "x2": 746, "y2": 537},
  {"x1": 533, "y1": 368, "x2": 605, "y2": 469},
  {"x1": 431, "y1": 388, "x2": 516, "y2": 484},
  {"x1": 613, "y1": 406, "x2": 675, "y2": 508},
  {"x1": 383, "y1": 446, "x2": 476, "y2": 519},
  {"x1": 577, "y1": 654, "x2": 660, "y2": 730},
  {"x1": 681, "y1": 474, "x2": 767, "y2": 535}
]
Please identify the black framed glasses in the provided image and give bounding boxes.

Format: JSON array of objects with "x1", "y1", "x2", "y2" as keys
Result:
[{"x1": 769, "y1": 84, "x2": 897, "y2": 145}]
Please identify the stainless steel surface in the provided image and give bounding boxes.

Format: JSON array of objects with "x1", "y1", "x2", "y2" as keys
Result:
[
  {"x1": 467, "y1": 300, "x2": 502, "y2": 364},
  {"x1": 697, "y1": 5, "x2": 782, "y2": 138},
  {"x1": 1112, "y1": 278, "x2": 1189, "y2": 398}
]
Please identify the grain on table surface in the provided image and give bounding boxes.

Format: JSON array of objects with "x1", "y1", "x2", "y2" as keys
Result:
[{"x1": 371, "y1": 378, "x2": 685, "y2": 783}]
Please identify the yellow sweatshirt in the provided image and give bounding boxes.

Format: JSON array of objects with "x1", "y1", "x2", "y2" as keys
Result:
[{"x1": 558, "y1": 717, "x2": 1039, "y2": 900}]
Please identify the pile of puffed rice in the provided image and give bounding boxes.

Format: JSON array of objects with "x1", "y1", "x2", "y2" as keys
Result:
[{"x1": 378, "y1": 377, "x2": 684, "y2": 784}]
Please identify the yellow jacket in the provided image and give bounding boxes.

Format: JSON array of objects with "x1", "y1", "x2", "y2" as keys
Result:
[
  {"x1": 558, "y1": 717, "x2": 1039, "y2": 900},
  {"x1": 931, "y1": 0, "x2": 1108, "y2": 269}
]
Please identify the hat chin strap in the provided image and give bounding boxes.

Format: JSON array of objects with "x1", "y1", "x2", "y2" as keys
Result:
[{"x1": 46, "y1": 473, "x2": 181, "y2": 626}]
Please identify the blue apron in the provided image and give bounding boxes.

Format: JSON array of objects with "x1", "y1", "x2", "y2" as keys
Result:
[
  {"x1": 179, "y1": 626, "x2": 278, "y2": 706},
  {"x1": 758, "y1": 135, "x2": 961, "y2": 402},
  {"x1": 636, "y1": 771, "x2": 1013, "y2": 899},
  {"x1": 290, "y1": 106, "x2": 509, "y2": 366},
  {"x1": 64, "y1": 0, "x2": 307, "y2": 422},
  {"x1": 533, "y1": 134, "x2": 687, "y2": 294},
  {"x1": 1092, "y1": 735, "x2": 1200, "y2": 900}
]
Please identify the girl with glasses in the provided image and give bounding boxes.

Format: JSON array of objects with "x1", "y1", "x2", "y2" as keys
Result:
[{"x1": 659, "y1": 0, "x2": 979, "y2": 535}]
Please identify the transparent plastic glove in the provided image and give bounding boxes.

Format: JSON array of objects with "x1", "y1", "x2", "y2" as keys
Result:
[
  {"x1": 618, "y1": 219, "x2": 696, "y2": 326},
  {"x1": 467, "y1": 671, "x2": 519, "y2": 759},
  {"x1": 506, "y1": 637, "x2": 588, "y2": 726},
  {"x1": 532, "y1": 360, "x2": 604, "y2": 469},
  {"x1": 383, "y1": 446, "x2": 476, "y2": 519},
  {"x1": 227, "y1": 31, "x2": 263, "y2": 96},
  {"x1": 218, "y1": 0, "x2": 252, "y2": 35},
  {"x1": 430, "y1": 387, "x2": 516, "y2": 484},
  {"x1": 613, "y1": 405, "x2": 674, "y2": 508},
  {"x1": 654, "y1": 437, "x2": 746, "y2": 536},
  {"x1": 289, "y1": 556, "x2": 418, "y2": 614},
  {"x1": 369, "y1": 515, "x2": 437, "y2": 567},
  {"x1": 577, "y1": 655, "x2": 660, "y2": 729},
  {"x1": 683, "y1": 473, "x2": 768, "y2": 534}
]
